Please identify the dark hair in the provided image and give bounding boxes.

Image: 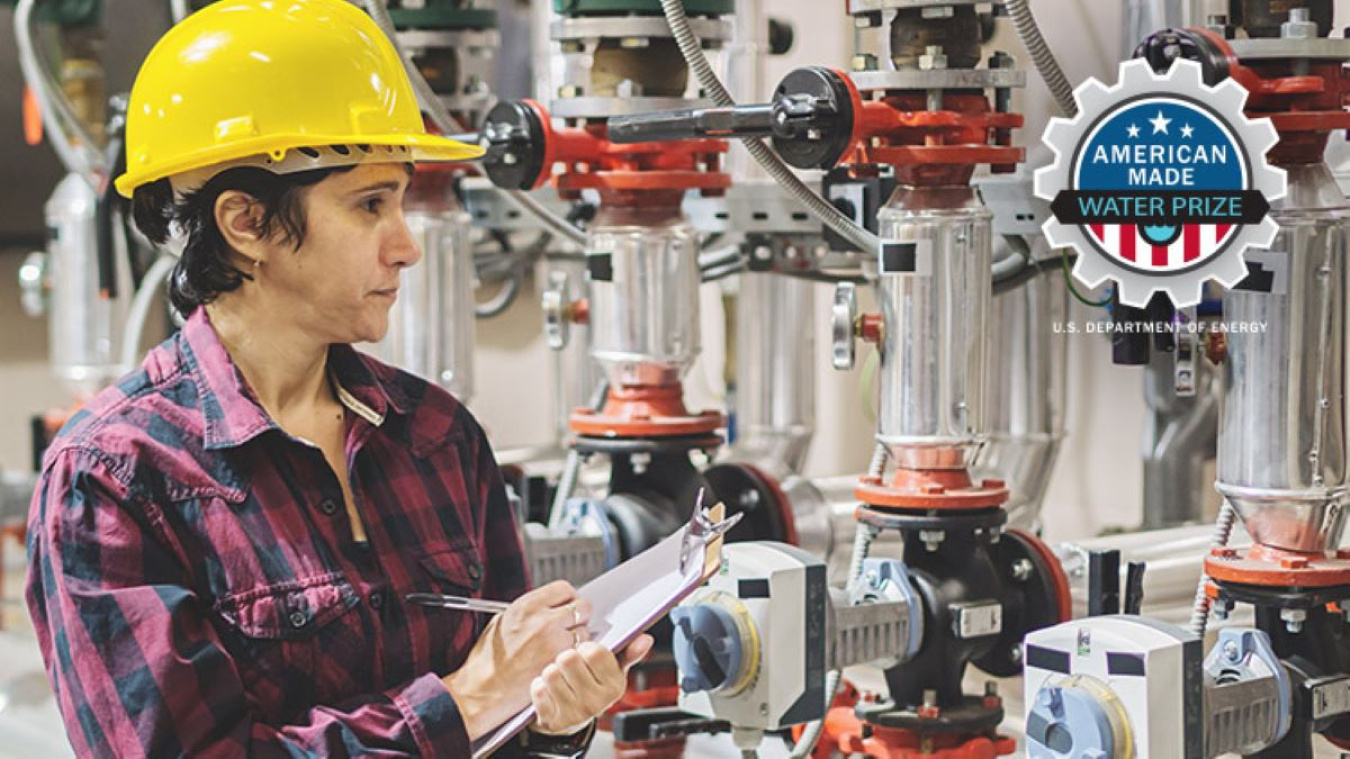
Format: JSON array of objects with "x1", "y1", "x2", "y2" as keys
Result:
[{"x1": 132, "y1": 165, "x2": 355, "y2": 317}]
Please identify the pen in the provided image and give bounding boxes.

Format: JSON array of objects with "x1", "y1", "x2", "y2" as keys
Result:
[{"x1": 405, "y1": 593, "x2": 513, "y2": 615}]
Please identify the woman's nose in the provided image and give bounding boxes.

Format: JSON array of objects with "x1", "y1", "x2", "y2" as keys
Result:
[{"x1": 387, "y1": 214, "x2": 423, "y2": 269}]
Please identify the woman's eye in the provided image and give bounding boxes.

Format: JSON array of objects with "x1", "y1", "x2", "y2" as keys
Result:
[{"x1": 362, "y1": 197, "x2": 383, "y2": 214}]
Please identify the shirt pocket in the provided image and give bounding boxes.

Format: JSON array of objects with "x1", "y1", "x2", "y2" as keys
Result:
[
  {"x1": 408, "y1": 538, "x2": 487, "y2": 672},
  {"x1": 415, "y1": 539, "x2": 485, "y2": 596},
  {"x1": 214, "y1": 572, "x2": 360, "y2": 719}
]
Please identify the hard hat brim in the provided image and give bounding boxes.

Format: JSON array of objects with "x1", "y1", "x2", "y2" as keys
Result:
[{"x1": 114, "y1": 132, "x2": 484, "y2": 198}]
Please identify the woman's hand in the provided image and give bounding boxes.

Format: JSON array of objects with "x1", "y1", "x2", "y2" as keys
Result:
[
  {"x1": 530, "y1": 635, "x2": 655, "y2": 736},
  {"x1": 442, "y1": 581, "x2": 592, "y2": 740}
]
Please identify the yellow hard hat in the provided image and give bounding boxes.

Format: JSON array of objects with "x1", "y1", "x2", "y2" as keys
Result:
[{"x1": 114, "y1": 0, "x2": 483, "y2": 198}]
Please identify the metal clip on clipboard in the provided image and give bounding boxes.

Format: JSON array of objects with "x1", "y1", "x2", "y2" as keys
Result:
[{"x1": 679, "y1": 489, "x2": 743, "y2": 576}]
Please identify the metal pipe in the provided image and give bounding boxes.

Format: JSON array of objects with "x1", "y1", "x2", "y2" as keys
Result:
[
  {"x1": 1217, "y1": 163, "x2": 1350, "y2": 553},
  {"x1": 724, "y1": 0, "x2": 765, "y2": 180},
  {"x1": 14, "y1": 0, "x2": 105, "y2": 179},
  {"x1": 971, "y1": 260, "x2": 1068, "y2": 530},
  {"x1": 1141, "y1": 344, "x2": 1219, "y2": 529},
  {"x1": 119, "y1": 253, "x2": 175, "y2": 373},
  {"x1": 43, "y1": 173, "x2": 131, "y2": 398},
  {"x1": 875, "y1": 185, "x2": 992, "y2": 466},
  {"x1": 547, "y1": 255, "x2": 602, "y2": 447},
  {"x1": 722, "y1": 272, "x2": 816, "y2": 476},
  {"x1": 586, "y1": 204, "x2": 702, "y2": 390}
]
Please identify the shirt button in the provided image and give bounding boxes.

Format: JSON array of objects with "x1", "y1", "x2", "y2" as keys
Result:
[
  {"x1": 467, "y1": 563, "x2": 482, "y2": 582},
  {"x1": 369, "y1": 591, "x2": 384, "y2": 610},
  {"x1": 318, "y1": 499, "x2": 339, "y2": 516},
  {"x1": 288, "y1": 610, "x2": 309, "y2": 628}
]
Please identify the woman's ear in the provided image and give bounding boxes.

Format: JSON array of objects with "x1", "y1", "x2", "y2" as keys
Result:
[{"x1": 215, "y1": 191, "x2": 269, "y2": 265}]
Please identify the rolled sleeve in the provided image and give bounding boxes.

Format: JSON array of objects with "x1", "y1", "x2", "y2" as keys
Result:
[{"x1": 390, "y1": 672, "x2": 471, "y2": 757}]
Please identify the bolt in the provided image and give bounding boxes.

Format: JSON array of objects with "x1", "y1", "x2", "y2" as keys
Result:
[
  {"x1": 558, "y1": 84, "x2": 582, "y2": 99},
  {"x1": 614, "y1": 79, "x2": 642, "y2": 98},
  {"x1": 1281, "y1": 8, "x2": 1317, "y2": 39},
  {"x1": 985, "y1": 681, "x2": 998, "y2": 697},
  {"x1": 919, "y1": 530, "x2": 946, "y2": 552},
  {"x1": 1281, "y1": 607, "x2": 1308, "y2": 634},
  {"x1": 738, "y1": 489, "x2": 761, "y2": 509},
  {"x1": 851, "y1": 54, "x2": 877, "y2": 71},
  {"x1": 988, "y1": 51, "x2": 1014, "y2": 70},
  {"x1": 1214, "y1": 599, "x2": 1233, "y2": 620},
  {"x1": 760, "y1": 703, "x2": 769, "y2": 716},
  {"x1": 1010, "y1": 646, "x2": 1022, "y2": 664},
  {"x1": 918, "y1": 45, "x2": 948, "y2": 71},
  {"x1": 1211, "y1": 547, "x2": 1238, "y2": 559},
  {"x1": 1223, "y1": 639, "x2": 1241, "y2": 662},
  {"x1": 631, "y1": 452, "x2": 651, "y2": 475},
  {"x1": 1012, "y1": 558, "x2": 1034, "y2": 582},
  {"x1": 1280, "y1": 556, "x2": 1310, "y2": 570},
  {"x1": 1205, "y1": 14, "x2": 1233, "y2": 38}
]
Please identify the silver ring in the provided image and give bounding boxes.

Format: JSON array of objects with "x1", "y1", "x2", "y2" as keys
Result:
[{"x1": 569, "y1": 602, "x2": 580, "y2": 629}]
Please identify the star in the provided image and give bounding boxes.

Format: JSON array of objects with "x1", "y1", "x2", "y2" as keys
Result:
[
  {"x1": 1126, "y1": 123, "x2": 1141, "y2": 138},
  {"x1": 1180, "y1": 123, "x2": 1194, "y2": 138},
  {"x1": 1149, "y1": 111, "x2": 1172, "y2": 134}
]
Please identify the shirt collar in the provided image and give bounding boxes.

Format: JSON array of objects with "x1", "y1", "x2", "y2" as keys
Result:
[{"x1": 181, "y1": 308, "x2": 410, "y2": 451}]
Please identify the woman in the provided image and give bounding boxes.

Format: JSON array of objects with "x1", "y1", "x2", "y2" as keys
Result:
[{"x1": 24, "y1": 1, "x2": 651, "y2": 756}]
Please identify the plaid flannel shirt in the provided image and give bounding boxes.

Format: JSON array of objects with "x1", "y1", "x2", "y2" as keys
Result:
[{"x1": 26, "y1": 307, "x2": 538, "y2": 757}]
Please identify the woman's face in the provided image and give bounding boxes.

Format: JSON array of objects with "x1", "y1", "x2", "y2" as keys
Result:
[{"x1": 254, "y1": 162, "x2": 421, "y2": 345}]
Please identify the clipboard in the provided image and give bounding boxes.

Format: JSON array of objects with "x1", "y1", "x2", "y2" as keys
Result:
[{"x1": 471, "y1": 500, "x2": 739, "y2": 757}]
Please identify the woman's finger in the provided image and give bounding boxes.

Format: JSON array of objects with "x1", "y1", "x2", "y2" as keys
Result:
[
  {"x1": 618, "y1": 634, "x2": 655, "y2": 671},
  {"x1": 531, "y1": 676, "x2": 559, "y2": 727}
]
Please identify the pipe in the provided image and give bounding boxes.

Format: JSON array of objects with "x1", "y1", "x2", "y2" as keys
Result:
[
  {"x1": 14, "y1": 0, "x2": 105, "y2": 179},
  {"x1": 721, "y1": 272, "x2": 816, "y2": 476},
  {"x1": 658, "y1": 0, "x2": 881, "y2": 255},
  {"x1": 170, "y1": 0, "x2": 192, "y2": 23},
  {"x1": 118, "y1": 253, "x2": 175, "y2": 374},
  {"x1": 547, "y1": 379, "x2": 611, "y2": 528},
  {"x1": 972, "y1": 260, "x2": 1068, "y2": 530},
  {"x1": 1141, "y1": 347, "x2": 1219, "y2": 528}
]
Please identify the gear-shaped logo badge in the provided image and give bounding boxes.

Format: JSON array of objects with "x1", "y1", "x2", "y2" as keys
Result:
[{"x1": 1035, "y1": 58, "x2": 1285, "y2": 308}]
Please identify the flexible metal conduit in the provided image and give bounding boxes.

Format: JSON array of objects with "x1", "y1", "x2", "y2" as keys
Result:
[
  {"x1": 1003, "y1": 0, "x2": 1078, "y2": 118},
  {"x1": 659, "y1": 0, "x2": 882, "y2": 255},
  {"x1": 362, "y1": 0, "x2": 588, "y2": 249}
]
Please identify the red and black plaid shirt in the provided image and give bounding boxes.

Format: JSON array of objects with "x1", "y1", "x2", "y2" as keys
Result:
[{"x1": 26, "y1": 307, "x2": 530, "y2": 757}]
